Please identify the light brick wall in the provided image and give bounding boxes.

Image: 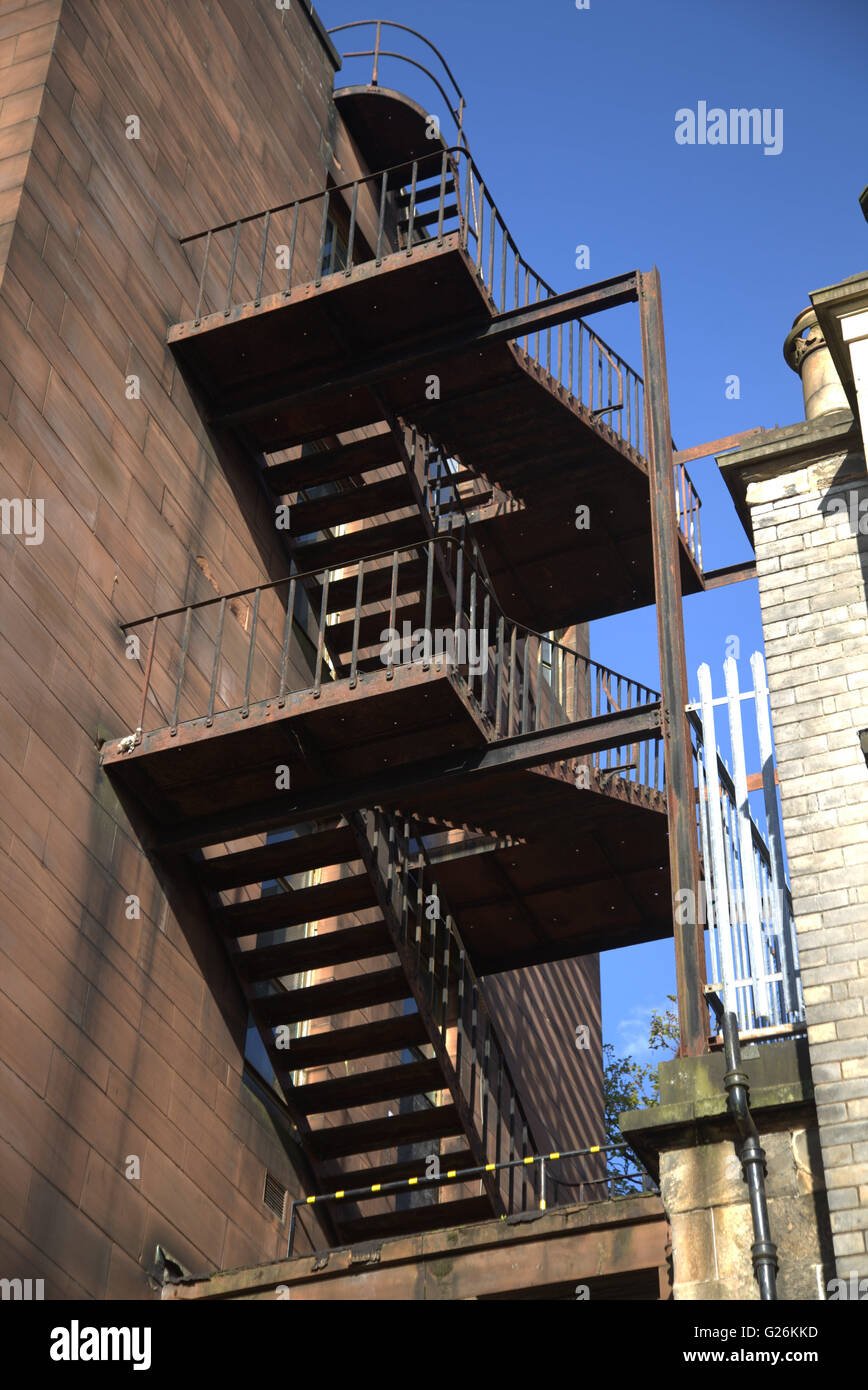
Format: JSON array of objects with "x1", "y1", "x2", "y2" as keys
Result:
[{"x1": 748, "y1": 449, "x2": 868, "y2": 1279}]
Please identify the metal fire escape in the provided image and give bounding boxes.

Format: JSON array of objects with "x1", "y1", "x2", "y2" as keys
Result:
[{"x1": 101, "y1": 24, "x2": 708, "y2": 1246}]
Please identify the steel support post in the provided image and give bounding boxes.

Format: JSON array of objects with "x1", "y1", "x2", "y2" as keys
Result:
[{"x1": 639, "y1": 267, "x2": 706, "y2": 1057}]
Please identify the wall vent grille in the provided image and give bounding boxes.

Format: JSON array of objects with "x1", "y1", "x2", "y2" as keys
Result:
[{"x1": 263, "y1": 1172, "x2": 287, "y2": 1221}]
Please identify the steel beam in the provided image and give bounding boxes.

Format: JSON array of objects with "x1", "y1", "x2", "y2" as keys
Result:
[
  {"x1": 672, "y1": 428, "x2": 766, "y2": 465},
  {"x1": 701, "y1": 560, "x2": 757, "y2": 590},
  {"x1": 639, "y1": 268, "x2": 706, "y2": 1057},
  {"x1": 153, "y1": 704, "x2": 662, "y2": 851},
  {"x1": 211, "y1": 271, "x2": 640, "y2": 429}
]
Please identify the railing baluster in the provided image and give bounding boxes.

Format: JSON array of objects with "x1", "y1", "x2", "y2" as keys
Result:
[
  {"x1": 194, "y1": 229, "x2": 211, "y2": 323},
  {"x1": 454, "y1": 544, "x2": 464, "y2": 642},
  {"x1": 469, "y1": 983, "x2": 478, "y2": 1119},
  {"x1": 500, "y1": 225, "x2": 507, "y2": 310},
  {"x1": 313, "y1": 571, "x2": 329, "y2": 695},
  {"x1": 349, "y1": 560, "x2": 364, "y2": 688},
  {"x1": 170, "y1": 606, "x2": 193, "y2": 735},
  {"x1": 224, "y1": 220, "x2": 241, "y2": 315},
  {"x1": 241, "y1": 588, "x2": 260, "y2": 716},
  {"x1": 578, "y1": 323, "x2": 584, "y2": 405},
  {"x1": 375, "y1": 169, "x2": 388, "y2": 266},
  {"x1": 255, "y1": 210, "x2": 270, "y2": 305},
  {"x1": 494, "y1": 616, "x2": 505, "y2": 737},
  {"x1": 278, "y1": 579, "x2": 295, "y2": 706},
  {"x1": 315, "y1": 190, "x2": 330, "y2": 286},
  {"x1": 507, "y1": 626, "x2": 517, "y2": 736},
  {"x1": 476, "y1": 184, "x2": 485, "y2": 270},
  {"x1": 345, "y1": 181, "x2": 358, "y2": 273},
  {"x1": 535, "y1": 637, "x2": 543, "y2": 730},
  {"x1": 206, "y1": 596, "x2": 226, "y2": 726},
  {"x1": 284, "y1": 202, "x2": 299, "y2": 294},
  {"x1": 406, "y1": 161, "x2": 418, "y2": 253},
  {"x1": 480, "y1": 594, "x2": 490, "y2": 715},
  {"x1": 138, "y1": 616, "x2": 158, "y2": 736},
  {"x1": 468, "y1": 569, "x2": 477, "y2": 692},
  {"x1": 437, "y1": 149, "x2": 447, "y2": 245},
  {"x1": 521, "y1": 637, "x2": 530, "y2": 734},
  {"x1": 480, "y1": 1019, "x2": 490, "y2": 1158},
  {"x1": 386, "y1": 550, "x2": 399, "y2": 678},
  {"x1": 423, "y1": 541, "x2": 434, "y2": 669}
]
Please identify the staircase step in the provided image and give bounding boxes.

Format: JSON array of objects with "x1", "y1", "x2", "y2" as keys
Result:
[
  {"x1": 331, "y1": 1149, "x2": 477, "y2": 1195},
  {"x1": 289, "y1": 472, "x2": 415, "y2": 534},
  {"x1": 293, "y1": 515, "x2": 426, "y2": 571},
  {"x1": 218, "y1": 872, "x2": 376, "y2": 936},
  {"x1": 264, "y1": 432, "x2": 397, "y2": 494},
  {"x1": 254, "y1": 966, "x2": 409, "y2": 1027},
  {"x1": 308, "y1": 1103, "x2": 463, "y2": 1161},
  {"x1": 295, "y1": 1059, "x2": 443, "y2": 1115},
  {"x1": 336, "y1": 1196, "x2": 492, "y2": 1243},
  {"x1": 325, "y1": 556, "x2": 429, "y2": 613},
  {"x1": 198, "y1": 825, "x2": 358, "y2": 892},
  {"x1": 237, "y1": 920, "x2": 394, "y2": 983},
  {"x1": 274, "y1": 1013, "x2": 428, "y2": 1070},
  {"x1": 395, "y1": 181, "x2": 457, "y2": 209},
  {"x1": 327, "y1": 597, "x2": 456, "y2": 658},
  {"x1": 398, "y1": 203, "x2": 459, "y2": 231}
]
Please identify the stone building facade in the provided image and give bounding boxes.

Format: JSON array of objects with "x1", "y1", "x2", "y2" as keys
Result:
[{"x1": 720, "y1": 271, "x2": 868, "y2": 1281}]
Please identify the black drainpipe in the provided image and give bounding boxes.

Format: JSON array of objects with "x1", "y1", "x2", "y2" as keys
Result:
[{"x1": 707, "y1": 992, "x2": 779, "y2": 1300}]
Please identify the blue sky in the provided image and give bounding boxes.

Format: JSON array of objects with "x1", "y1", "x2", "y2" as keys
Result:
[{"x1": 319, "y1": 0, "x2": 868, "y2": 1063}]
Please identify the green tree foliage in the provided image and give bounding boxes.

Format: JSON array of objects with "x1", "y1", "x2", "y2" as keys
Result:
[{"x1": 604, "y1": 997, "x2": 679, "y2": 1193}]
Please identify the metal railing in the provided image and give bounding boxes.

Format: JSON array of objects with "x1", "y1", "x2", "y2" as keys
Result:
[
  {"x1": 114, "y1": 534, "x2": 665, "y2": 802},
  {"x1": 690, "y1": 655, "x2": 804, "y2": 1033},
  {"x1": 177, "y1": 149, "x2": 642, "y2": 447},
  {"x1": 369, "y1": 806, "x2": 545, "y2": 1215},
  {"x1": 674, "y1": 458, "x2": 703, "y2": 571},
  {"x1": 328, "y1": 20, "x2": 468, "y2": 149},
  {"x1": 286, "y1": 1140, "x2": 648, "y2": 1254}
]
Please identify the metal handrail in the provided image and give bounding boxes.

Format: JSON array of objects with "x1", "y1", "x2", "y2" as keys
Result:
[
  {"x1": 328, "y1": 19, "x2": 467, "y2": 143},
  {"x1": 372, "y1": 806, "x2": 541, "y2": 1215},
  {"x1": 286, "y1": 1139, "x2": 637, "y2": 1254},
  {"x1": 114, "y1": 528, "x2": 666, "y2": 805}
]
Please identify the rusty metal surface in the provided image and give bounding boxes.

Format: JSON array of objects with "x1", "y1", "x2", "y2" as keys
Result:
[
  {"x1": 161, "y1": 1193, "x2": 668, "y2": 1300},
  {"x1": 672, "y1": 427, "x2": 766, "y2": 465},
  {"x1": 639, "y1": 268, "x2": 706, "y2": 1057},
  {"x1": 702, "y1": 560, "x2": 758, "y2": 590}
]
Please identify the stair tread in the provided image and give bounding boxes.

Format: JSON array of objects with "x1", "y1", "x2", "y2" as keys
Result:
[
  {"x1": 198, "y1": 825, "x2": 358, "y2": 892},
  {"x1": 292, "y1": 516, "x2": 426, "y2": 571},
  {"x1": 218, "y1": 872, "x2": 376, "y2": 935},
  {"x1": 273, "y1": 1013, "x2": 428, "y2": 1070},
  {"x1": 324, "y1": 556, "x2": 430, "y2": 612},
  {"x1": 329, "y1": 1149, "x2": 477, "y2": 1194},
  {"x1": 289, "y1": 473, "x2": 415, "y2": 532},
  {"x1": 265, "y1": 432, "x2": 397, "y2": 494},
  {"x1": 399, "y1": 203, "x2": 459, "y2": 231},
  {"x1": 236, "y1": 920, "x2": 394, "y2": 983},
  {"x1": 308, "y1": 1103, "x2": 463, "y2": 1161},
  {"x1": 336, "y1": 1196, "x2": 493, "y2": 1243},
  {"x1": 254, "y1": 965, "x2": 409, "y2": 1027},
  {"x1": 295, "y1": 1058, "x2": 443, "y2": 1115}
]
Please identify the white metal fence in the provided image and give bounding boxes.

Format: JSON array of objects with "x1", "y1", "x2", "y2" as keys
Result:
[{"x1": 689, "y1": 652, "x2": 804, "y2": 1034}]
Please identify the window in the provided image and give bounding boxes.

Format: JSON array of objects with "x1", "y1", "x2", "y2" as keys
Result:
[{"x1": 319, "y1": 214, "x2": 349, "y2": 277}]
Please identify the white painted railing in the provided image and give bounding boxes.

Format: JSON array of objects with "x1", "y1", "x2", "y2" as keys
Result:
[{"x1": 689, "y1": 653, "x2": 804, "y2": 1033}]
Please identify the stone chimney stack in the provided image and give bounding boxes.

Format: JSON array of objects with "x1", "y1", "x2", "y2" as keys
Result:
[{"x1": 783, "y1": 307, "x2": 850, "y2": 420}]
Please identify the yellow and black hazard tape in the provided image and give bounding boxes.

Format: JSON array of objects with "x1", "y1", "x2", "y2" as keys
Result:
[{"x1": 295, "y1": 1141, "x2": 626, "y2": 1212}]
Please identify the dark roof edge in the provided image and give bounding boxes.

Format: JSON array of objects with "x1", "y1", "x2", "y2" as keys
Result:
[{"x1": 294, "y1": 1, "x2": 341, "y2": 70}]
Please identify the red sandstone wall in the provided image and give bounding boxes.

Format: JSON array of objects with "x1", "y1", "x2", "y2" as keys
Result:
[
  {"x1": 0, "y1": 0, "x2": 345, "y2": 1297},
  {"x1": 0, "y1": 0, "x2": 605, "y2": 1295}
]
